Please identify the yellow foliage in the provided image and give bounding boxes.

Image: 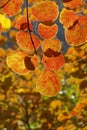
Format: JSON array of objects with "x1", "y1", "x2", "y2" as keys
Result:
[
  {"x1": 50, "y1": 100, "x2": 62, "y2": 109},
  {"x1": 57, "y1": 111, "x2": 71, "y2": 121},
  {"x1": 9, "y1": 96, "x2": 18, "y2": 103},
  {"x1": 56, "y1": 126, "x2": 64, "y2": 130},
  {"x1": 23, "y1": 72, "x2": 34, "y2": 80},
  {"x1": 66, "y1": 76, "x2": 82, "y2": 85},
  {"x1": 0, "y1": 95, "x2": 5, "y2": 101},
  {"x1": 47, "y1": 123, "x2": 52, "y2": 129},
  {"x1": 82, "y1": 8, "x2": 87, "y2": 15},
  {"x1": 81, "y1": 126, "x2": 87, "y2": 130},
  {"x1": 64, "y1": 123, "x2": 76, "y2": 130},
  {"x1": 17, "y1": 88, "x2": 30, "y2": 93},
  {"x1": 0, "y1": 14, "x2": 11, "y2": 30},
  {"x1": 81, "y1": 2, "x2": 87, "y2": 15},
  {"x1": 71, "y1": 66, "x2": 79, "y2": 72},
  {"x1": 66, "y1": 47, "x2": 85, "y2": 60},
  {"x1": 0, "y1": 48, "x2": 6, "y2": 58},
  {"x1": 64, "y1": 63, "x2": 73, "y2": 73},
  {"x1": 19, "y1": 81, "x2": 27, "y2": 87}
]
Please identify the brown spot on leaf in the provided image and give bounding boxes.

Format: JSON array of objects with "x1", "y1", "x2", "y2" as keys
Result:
[
  {"x1": 63, "y1": 0, "x2": 72, "y2": 3},
  {"x1": 68, "y1": 20, "x2": 79, "y2": 30},
  {"x1": 24, "y1": 56, "x2": 35, "y2": 70},
  {"x1": 20, "y1": 22, "x2": 28, "y2": 30},
  {"x1": 44, "y1": 48, "x2": 60, "y2": 57},
  {"x1": 42, "y1": 21, "x2": 54, "y2": 26}
]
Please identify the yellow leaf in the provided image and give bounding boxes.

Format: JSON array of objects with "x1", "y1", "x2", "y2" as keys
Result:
[{"x1": 0, "y1": 14, "x2": 11, "y2": 30}]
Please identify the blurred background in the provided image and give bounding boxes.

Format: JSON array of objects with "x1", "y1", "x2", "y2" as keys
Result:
[{"x1": 0, "y1": 0, "x2": 87, "y2": 130}]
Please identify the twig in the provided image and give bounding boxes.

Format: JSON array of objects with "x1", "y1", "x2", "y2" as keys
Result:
[
  {"x1": 0, "y1": 0, "x2": 11, "y2": 9},
  {"x1": 18, "y1": 96, "x2": 31, "y2": 130},
  {"x1": 25, "y1": 105, "x2": 31, "y2": 130},
  {"x1": 25, "y1": 0, "x2": 37, "y2": 55},
  {"x1": 71, "y1": 55, "x2": 87, "y2": 66}
]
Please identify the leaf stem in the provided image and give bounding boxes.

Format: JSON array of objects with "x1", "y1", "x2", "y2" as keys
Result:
[
  {"x1": 0, "y1": 0, "x2": 11, "y2": 9},
  {"x1": 25, "y1": 0, "x2": 37, "y2": 55}
]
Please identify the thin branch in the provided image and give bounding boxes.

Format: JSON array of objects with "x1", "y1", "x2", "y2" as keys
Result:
[
  {"x1": 0, "y1": 0, "x2": 11, "y2": 9},
  {"x1": 18, "y1": 96, "x2": 31, "y2": 130},
  {"x1": 70, "y1": 55, "x2": 87, "y2": 66},
  {"x1": 25, "y1": 0, "x2": 37, "y2": 55},
  {"x1": 25, "y1": 105, "x2": 31, "y2": 130}
]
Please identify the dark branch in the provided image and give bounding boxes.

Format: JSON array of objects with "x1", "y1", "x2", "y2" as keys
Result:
[
  {"x1": 25, "y1": 105, "x2": 31, "y2": 130},
  {"x1": 18, "y1": 96, "x2": 31, "y2": 130},
  {"x1": 0, "y1": 0, "x2": 11, "y2": 9},
  {"x1": 25, "y1": 0, "x2": 37, "y2": 55}
]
